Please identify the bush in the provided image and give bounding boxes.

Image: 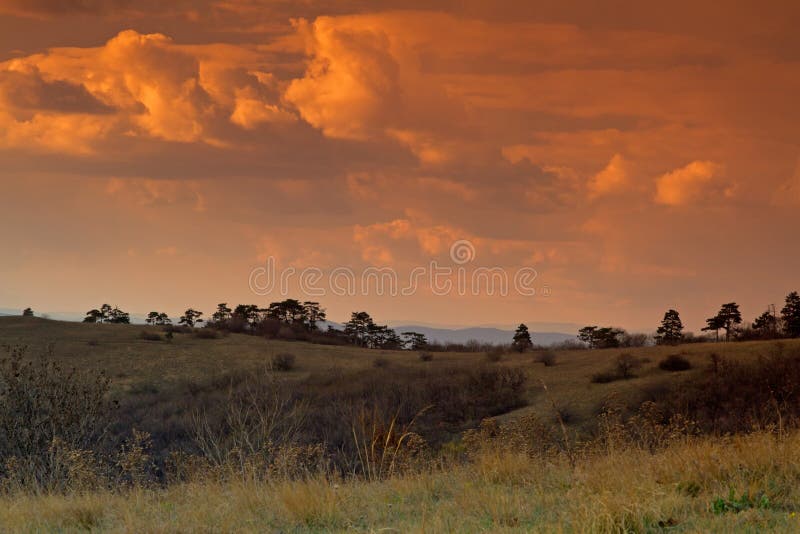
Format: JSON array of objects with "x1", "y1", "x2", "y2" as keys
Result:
[
  {"x1": 271, "y1": 353, "x2": 296, "y2": 372},
  {"x1": 659, "y1": 354, "x2": 692, "y2": 372},
  {"x1": 194, "y1": 328, "x2": 220, "y2": 340},
  {"x1": 616, "y1": 353, "x2": 642, "y2": 379},
  {"x1": 373, "y1": 357, "x2": 390, "y2": 368},
  {"x1": 534, "y1": 351, "x2": 556, "y2": 367},
  {"x1": 485, "y1": 347, "x2": 504, "y2": 363},
  {"x1": 139, "y1": 331, "x2": 163, "y2": 342},
  {"x1": 419, "y1": 352, "x2": 434, "y2": 362},
  {"x1": 590, "y1": 371, "x2": 619, "y2": 384},
  {"x1": 590, "y1": 354, "x2": 643, "y2": 384},
  {"x1": 0, "y1": 345, "x2": 115, "y2": 491}
]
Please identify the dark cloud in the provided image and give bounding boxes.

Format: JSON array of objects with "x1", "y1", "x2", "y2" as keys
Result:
[{"x1": 0, "y1": 68, "x2": 113, "y2": 113}]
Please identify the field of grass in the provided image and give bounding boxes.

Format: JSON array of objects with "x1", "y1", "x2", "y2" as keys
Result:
[
  {"x1": 2, "y1": 316, "x2": 800, "y2": 532},
  {"x1": 2, "y1": 316, "x2": 795, "y2": 432},
  {"x1": 1, "y1": 430, "x2": 799, "y2": 532}
]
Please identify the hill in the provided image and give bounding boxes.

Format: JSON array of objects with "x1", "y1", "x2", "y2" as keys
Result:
[
  {"x1": 392, "y1": 324, "x2": 576, "y2": 346},
  {"x1": 2, "y1": 317, "x2": 800, "y2": 531}
]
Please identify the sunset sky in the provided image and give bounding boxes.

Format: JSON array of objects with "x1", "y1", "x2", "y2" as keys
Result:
[{"x1": 1, "y1": 1, "x2": 799, "y2": 332}]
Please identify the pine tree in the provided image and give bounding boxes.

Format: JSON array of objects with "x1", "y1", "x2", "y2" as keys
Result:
[
  {"x1": 512, "y1": 323, "x2": 533, "y2": 352},
  {"x1": 782, "y1": 291, "x2": 800, "y2": 338},
  {"x1": 655, "y1": 309, "x2": 683, "y2": 345}
]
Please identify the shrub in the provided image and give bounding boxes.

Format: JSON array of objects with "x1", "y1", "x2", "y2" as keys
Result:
[
  {"x1": 485, "y1": 347, "x2": 504, "y2": 363},
  {"x1": 271, "y1": 353, "x2": 296, "y2": 372},
  {"x1": 534, "y1": 351, "x2": 556, "y2": 367},
  {"x1": 419, "y1": 352, "x2": 434, "y2": 362},
  {"x1": 616, "y1": 353, "x2": 642, "y2": 379},
  {"x1": 0, "y1": 345, "x2": 115, "y2": 491},
  {"x1": 194, "y1": 328, "x2": 220, "y2": 340},
  {"x1": 139, "y1": 331, "x2": 163, "y2": 342},
  {"x1": 659, "y1": 354, "x2": 692, "y2": 372},
  {"x1": 591, "y1": 371, "x2": 619, "y2": 384},
  {"x1": 373, "y1": 357, "x2": 390, "y2": 368}
]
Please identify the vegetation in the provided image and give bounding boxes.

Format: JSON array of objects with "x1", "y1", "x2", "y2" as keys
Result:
[
  {"x1": 5, "y1": 304, "x2": 800, "y2": 531},
  {"x1": 655, "y1": 309, "x2": 684, "y2": 345},
  {"x1": 511, "y1": 323, "x2": 533, "y2": 352}
]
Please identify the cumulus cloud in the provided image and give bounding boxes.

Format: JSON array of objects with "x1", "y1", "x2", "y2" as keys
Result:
[
  {"x1": 0, "y1": 29, "x2": 294, "y2": 152},
  {"x1": 654, "y1": 161, "x2": 729, "y2": 206},
  {"x1": 587, "y1": 153, "x2": 628, "y2": 197}
]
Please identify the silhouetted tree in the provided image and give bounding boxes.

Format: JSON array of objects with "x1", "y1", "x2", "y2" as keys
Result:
[
  {"x1": 703, "y1": 302, "x2": 742, "y2": 341},
  {"x1": 21, "y1": 308, "x2": 33, "y2": 317},
  {"x1": 344, "y1": 311, "x2": 375, "y2": 347},
  {"x1": 233, "y1": 304, "x2": 262, "y2": 329},
  {"x1": 654, "y1": 309, "x2": 683, "y2": 345},
  {"x1": 753, "y1": 308, "x2": 779, "y2": 337},
  {"x1": 578, "y1": 326, "x2": 622, "y2": 349},
  {"x1": 401, "y1": 331, "x2": 428, "y2": 351},
  {"x1": 107, "y1": 307, "x2": 130, "y2": 324},
  {"x1": 178, "y1": 309, "x2": 204, "y2": 328},
  {"x1": 211, "y1": 303, "x2": 232, "y2": 325},
  {"x1": 782, "y1": 291, "x2": 800, "y2": 338},
  {"x1": 265, "y1": 299, "x2": 305, "y2": 325},
  {"x1": 302, "y1": 301, "x2": 326, "y2": 331},
  {"x1": 512, "y1": 323, "x2": 533, "y2": 352},
  {"x1": 146, "y1": 311, "x2": 171, "y2": 326},
  {"x1": 83, "y1": 309, "x2": 103, "y2": 323}
]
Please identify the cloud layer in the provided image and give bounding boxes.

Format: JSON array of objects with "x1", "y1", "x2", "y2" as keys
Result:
[{"x1": 1, "y1": 3, "x2": 799, "y2": 330}]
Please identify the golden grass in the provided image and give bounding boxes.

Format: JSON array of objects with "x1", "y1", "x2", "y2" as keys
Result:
[{"x1": 2, "y1": 430, "x2": 800, "y2": 532}]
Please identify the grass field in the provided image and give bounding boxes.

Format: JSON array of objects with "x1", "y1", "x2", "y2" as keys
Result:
[{"x1": 2, "y1": 316, "x2": 800, "y2": 532}]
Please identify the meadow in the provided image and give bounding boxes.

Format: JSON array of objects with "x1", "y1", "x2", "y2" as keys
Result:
[{"x1": 2, "y1": 316, "x2": 800, "y2": 532}]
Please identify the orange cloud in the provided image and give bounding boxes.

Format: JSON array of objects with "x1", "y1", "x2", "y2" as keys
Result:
[
  {"x1": 588, "y1": 153, "x2": 628, "y2": 198},
  {"x1": 654, "y1": 161, "x2": 727, "y2": 206}
]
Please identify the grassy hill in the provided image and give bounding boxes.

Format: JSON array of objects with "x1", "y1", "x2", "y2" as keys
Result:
[
  {"x1": 1, "y1": 316, "x2": 793, "y2": 432},
  {"x1": 2, "y1": 317, "x2": 800, "y2": 532}
]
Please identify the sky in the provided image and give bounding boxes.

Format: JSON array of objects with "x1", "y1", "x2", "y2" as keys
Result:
[{"x1": 1, "y1": 1, "x2": 799, "y2": 332}]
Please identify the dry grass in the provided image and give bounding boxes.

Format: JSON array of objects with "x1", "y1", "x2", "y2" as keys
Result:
[{"x1": 1, "y1": 430, "x2": 800, "y2": 532}]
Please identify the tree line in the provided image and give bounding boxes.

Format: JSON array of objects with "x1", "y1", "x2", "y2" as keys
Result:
[{"x1": 578, "y1": 290, "x2": 800, "y2": 349}]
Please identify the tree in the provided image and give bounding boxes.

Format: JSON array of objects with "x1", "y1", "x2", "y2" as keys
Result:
[
  {"x1": 703, "y1": 302, "x2": 742, "y2": 342},
  {"x1": 578, "y1": 326, "x2": 623, "y2": 349},
  {"x1": 401, "y1": 331, "x2": 428, "y2": 351},
  {"x1": 99, "y1": 304, "x2": 112, "y2": 322},
  {"x1": 265, "y1": 299, "x2": 305, "y2": 325},
  {"x1": 578, "y1": 326, "x2": 598, "y2": 348},
  {"x1": 83, "y1": 309, "x2": 103, "y2": 323},
  {"x1": 107, "y1": 307, "x2": 130, "y2": 324},
  {"x1": 302, "y1": 301, "x2": 326, "y2": 331},
  {"x1": 146, "y1": 311, "x2": 171, "y2": 326},
  {"x1": 782, "y1": 291, "x2": 800, "y2": 338},
  {"x1": 211, "y1": 303, "x2": 232, "y2": 325},
  {"x1": 753, "y1": 308, "x2": 779, "y2": 337},
  {"x1": 701, "y1": 315, "x2": 724, "y2": 341},
  {"x1": 233, "y1": 304, "x2": 262, "y2": 329},
  {"x1": 512, "y1": 323, "x2": 533, "y2": 352},
  {"x1": 344, "y1": 311, "x2": 375, "y2": 347},
  {"x1": 178, "y1": 309, "x2": 204, "y2": 328},
  {"x1": 21, "y1": 308, "x2": 34, "y2": 317},
  {"x1": 654, "y1": 309, "x2": 683, "y2": 345}
]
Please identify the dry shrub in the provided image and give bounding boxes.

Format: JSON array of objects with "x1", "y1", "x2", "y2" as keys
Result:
[
  {"x1": 194, "y1": 328, "x2": 220, "y2": 340},
  {"x1": 0, "y1": 345, "x2": 114, "y2": 492},
  {"x1": 191, "y1": 368, "x2": 310, "y2": 480},
  {"x1": 658, "y1": 354, "x2": 692, "y2": 372},
  {"x1": 534, "y1": 351, "x2": 557, "y2": 367},
  {"x1": 271, "y1": 353, "x2": 296, "y2": 372},
  {"x1": 139, "y1": 331, "x2": 162, "y2": 342},
  {"x1": 462, "y1": 414, "x2": 556, "y2": 459},
  {"x1": 485, "y1": 347, "x2": 504, "y2": 363},
  {"x1": 418, "y1": 352, "x2": 434, "y2": 362},
  {"x1": 350, "y1": 407, "x2": 430, "y2": 481},
  {"x1": 372, "y1": 357, "x2": 390, "y2": 369}
]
